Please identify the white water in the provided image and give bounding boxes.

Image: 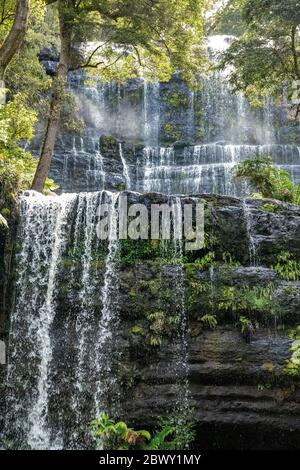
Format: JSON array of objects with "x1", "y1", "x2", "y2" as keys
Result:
[
  {"x1": 71, "y1": 192, "x2": 102, "y2": 436},
  {"x1": 94, "y1": 191, "x2": 120, "y2": 418},
  {"x1": 5, "y1": 191, "x2": 77, "y2": 449},
  {"x1": 242, "y1": 199, "x2": 257, "y2": 266},
  {"x1": 139, "y1": 143, "x2": 300, "y2": 195},
  {"x1": 119, "y1": 143, "x2": 131, "y2": 189},
  {"x1": 4, "y1": 190, "x2": 123, "y2": 449},
  {"x1": 144, "y1": 80, "x2": 160, "y2": 147},
  {"x1": 172, "y1": 197, "x2": 189, "y2": 408}
]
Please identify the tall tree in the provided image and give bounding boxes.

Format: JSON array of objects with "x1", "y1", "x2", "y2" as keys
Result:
[
  {"x1": 31, "y1": 0, "x2": 205, "y2": 192},
  {"x1": 218, "y1": 0, "x2": 300, "y2": 113},
  {"x1": 31, "y1": 0, "x2": 71, "y2": 191},
  {"x1": 0, "y1": 0, "x2": 30, "y2": 82}
]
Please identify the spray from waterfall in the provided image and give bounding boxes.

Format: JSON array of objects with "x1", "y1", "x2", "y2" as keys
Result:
[{"x1": 144, "y1": 80, "x2": 160, "y2": 147}]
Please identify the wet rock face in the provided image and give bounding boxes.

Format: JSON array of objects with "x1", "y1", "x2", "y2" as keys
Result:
[
  {"x1": 117, "y1": 263, "x2": 300, "y2": 450},
  {"x1": 120, "y1": 326, "x2": 300, "y2": 450},
  {"x1": 31, "y1": 52, "x2": 300, "y2": 196},
  {"x1": 1, "y1": 191, "x2": 300, "y2": 449}
]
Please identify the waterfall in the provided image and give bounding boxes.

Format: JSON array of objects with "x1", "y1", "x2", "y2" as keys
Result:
[
  {"x1": 5, "y1": 192, "x2": 77, "y2": 449},
  {"x1": 187, "y1": 90, "x2": 195, "y2": 142},
  {"x1": 242, "y1": 199, "x2": 257, "y2": 266},
  {"x1": 171, "y1": 197, "x2": 189, "y2": 408},
  {"x1": 119, "y1": 143, "x2": 131, "y2": 190},
  {"x1": 70, "y1": 192, "x2": 102, "y2": 442},
  {"x1": 139, "y1": 143, "x2": 300, "y2": 195},
  {"x1": 143, "y1": 80, "x2": 160, "y2": 147},
  {"x1": 87, "y1": 139, "x2": 106, "y2": 190},
  {"x1": 4, "y1": 190, "x2": 123, "y2": 449},
  {"x1": 94, "y1": 191, "x2": 121, "y2": 418}
]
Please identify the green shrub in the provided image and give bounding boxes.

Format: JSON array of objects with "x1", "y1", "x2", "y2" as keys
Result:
[
  {"x1": 273, "y1": 252, "x2": 300, "y2": 281},
  {"x1": 200, "y1": 314, "x2": 218, "y2": 329},
  {"x1": 234, "y1": 155, "x2": 300, "y2": 203},
  {"x1": 90, "y1": 410, "x2": 196, "y2": 450}
]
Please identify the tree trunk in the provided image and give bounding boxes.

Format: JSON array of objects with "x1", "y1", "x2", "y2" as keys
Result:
[
  {"x1": 0, "y1": 0, "x2": 30, "y2": 82},
  {"x1": 31, "y1": 2, "x2": 72, "y2": 192}
]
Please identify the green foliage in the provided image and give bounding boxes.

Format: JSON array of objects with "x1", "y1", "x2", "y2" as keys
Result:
[
  {"x1": 194, "y1": 251, "x2": 215, "y2": 270},
  {"x1": 90, "y1": 413, "x2": 151, "y2": 450},
  {"x1": 0, "y1": 93, "x2": 38, "y2": 213},
  {"x1": 45, "y1": 0, "x2": 206, "y2": 86},
  {"x1": 221, "y1": 251, "x2": 241, "y2": 267},
  {"x1": 217, "y1": 284, "x2": 275, "y2": 315},
  {"x1": 120, "y1": 239, "x2": 160, "y2": 265},
  {"x1": 150, "y1": 408, "x2": 196, "y2": 450},
  {"x1": 200, "y1": 314, "x2": 218, "y2": 329},
  {"x1": 211, "y1": 0, "x2": 245, "y2": 36},
  {"x1": 120, "y1": 239, "x2": 186, "y2": 266},
  {"x1": 131, "y1": 325, "x2": 145, "y2": 336},
  {"x1": 165, "y1": 90, "x2": 189, "y2": 109},
  {"x1": 237, "y1": 316, "x2": 252, "y2": 334},
  {"x1": 163, "y1": 123, "x2": 183, "y2": 141},
  {"x1": 284, "y1": 326, "x2": 300, "y2": 377},
  {"x1": 145, "y1": 310, "x2": 179, "y2": 347},
  {"x1": 0, "y1": 2, "x2": 61, "y2": 210},
  {"x1": 260, "y1": 202, "x2": 282, "y2": 214},
  {"x1": 273, "y1": 252, "x2": 300, "y2": 281},
  {"x1": 218, "y1": 0, "x2": 300, "y2": 113},
  {"x1": 0, "y1": 93, "x2": 37, "y2": 142},
  {"x1": 234, "y1": 156, "x2": 300, "y2": 203},
  {"x1": 90, "y1": 409, "x2": 196, "y2": 450},
  {"x1": 0, "y1": 91, "x2": 58, "y2": 217}
]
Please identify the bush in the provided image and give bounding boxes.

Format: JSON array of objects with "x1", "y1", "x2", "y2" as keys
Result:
[
  {"x1": 234, "y1": 155, "x2": 300, "y2": 203},
  {"x1": 90, "y1": 409, "x2": 196, "y2": 450}
]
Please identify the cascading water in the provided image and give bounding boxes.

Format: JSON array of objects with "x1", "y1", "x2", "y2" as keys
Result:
[
  {"x1": 70, "y1": 191, "x2": 103, "y2": 445},
  {"x1": 144, "y1": 80, "x2": 160, "y2": 147},
  {"x1": 5, "y1": 192, "x2": 77, "y2": 449},
  {"x1": 4, "y1": 190, "x2": 123, "y2": 449},
  {"x1": 94, "y1": 191, "x2": 121, "y2": 418},
  {"x1": 46, "y1": 35, "x2": 300, "y2": 196},
  {"x1": 242, "y1": 199, "x2": 257, "y2": 266},
  {"x1": 119, "y1": 143, "x2": 131, "y2": 190},
  {"x1": 171, "y1": 197, "x2": 189, "y2": 408},
  {"x1": 5, "y1": 33, "x2": 300, "y2": 451}
]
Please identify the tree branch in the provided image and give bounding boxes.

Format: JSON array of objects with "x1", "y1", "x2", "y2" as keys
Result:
[
  {"x1": 291, "y1": 25, "x2": 300, "y2": 79},
  {"x1": 0, "y1": 0, "x2": 30, "y2": 80}
]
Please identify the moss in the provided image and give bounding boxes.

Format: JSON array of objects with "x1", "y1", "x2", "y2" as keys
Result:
[
  {"x1": 163, "y1": 123, "x2": 183, "y2": 141},
  {"x1": 99, "y1": 135, "x2": 118, "y2": 154},
  {"x1": 116, "y1": 183, "x2": 126, "y2": 191},
  {"x1": 164, "y1": 90, "x2": 189, "y2": 109},
  {"x1": 260, "y1": 202, "x2": 282, "y2": 213},
  {"x1": 195, "y1": 127, "x2": 205, "y2": 141},
  {"x1": 131, "y1": 325, "x2": 145, "y2": 336},
  {"x1": 184, "y1": 263, "x2": 196, "y2": 276},
  {"x1": 120, "y1": 239, "x2": 177, "y2": 266}
]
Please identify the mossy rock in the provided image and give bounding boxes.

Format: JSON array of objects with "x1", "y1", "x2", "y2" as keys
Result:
[{"x1": 99, "y1": 135, "x2": 118, "y2": 154}]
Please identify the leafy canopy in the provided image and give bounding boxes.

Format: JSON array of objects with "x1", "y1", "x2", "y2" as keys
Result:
[
  {"x1": 234, "y1": 155, "x2": 300, "y2": 203},
  {"x1": 59, "y1": 0, "x2": 207, "y2": 86},
  {"x1": 217, "y1": 0, "x2": 300, "y2": 110},
  {"x1": 0, "y1": 1, "x2": 61, "y2": 217}
]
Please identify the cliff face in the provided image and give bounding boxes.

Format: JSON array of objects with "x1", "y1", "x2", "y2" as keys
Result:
[
  {"x1": 1, "y1": 191, "x2": 299, "y2": 449},
  {"x1": 0, "y1": 223, "x2": 6, "y2": 436},
  {"x1": 2, "y1": 42, "x2": 300, "y2": 450},
  {"x1": 31, "y1": 50, "x2": 300, "y2": 196},
  {"x1": 117, "y1": 264, "x2": 300, "y2": 450}
]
